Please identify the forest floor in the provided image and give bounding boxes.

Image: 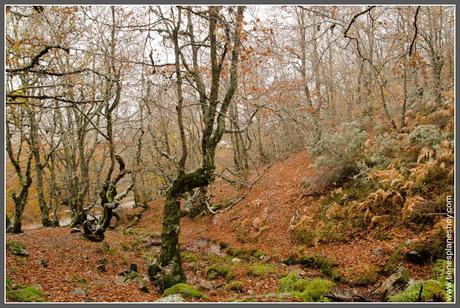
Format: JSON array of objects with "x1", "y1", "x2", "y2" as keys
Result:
[{"x1": 6, "y1": 151, "x2": 434, "y2": 302}]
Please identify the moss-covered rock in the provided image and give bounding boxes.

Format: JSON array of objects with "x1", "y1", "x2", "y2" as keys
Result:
[
  {"x1": 226, "y1": 281, "x2": 244, "y2": 293},
  {"x1": 181, "y1": 252, "x2": 198, "y2": 263},
  {"x1": 283, "y1": 254, "x2": 341, "y2": 281},
  {"x1": 299, "y1": 278, "x2": 335, "y2": 302},
  {"x1": 278, "y1": 272, "x2": 335, "y2": 302},
  {"x1": 225, "y1": 247, "x2": 262, "y2": 260},
  {"x1": 163, "y1": 283, "x2": 204, "y2": 299},
  {"x1": 350, "y1": 268, "x2": 380, "y2": 286},
  {"x1": 6, "y1": 278, "x2": 45, "y2": 302},
  {"x1": 7, "y1": 241, "x2": 29, "y2": 257},
  {"x1": 247, "y1": 264, "x2": 276, "y2": 277},
  {"x1": 206, "y1": 265, "x2": 234, "y2": 281}
]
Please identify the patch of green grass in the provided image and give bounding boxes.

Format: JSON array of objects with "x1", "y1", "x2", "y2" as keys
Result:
[
  {"x1": 247, "y1": 263, "x2": 277, "y2": 277},
  {"x1": 226, "y1": 280, "x2": 244, "y2": 293},
  {"x1": 97, "y1": 242, "x2": 115, "y2": 255},
  {"x1": 181, "y1": 252, "x2": 199, "y2": 263},
  {"x1": 69, "y1": 274, "x2": 88, "y2": 287},
  {"x1": 163, "y1": 283, "x2": 205, "y2": 299},
  {"x1": 278, "y1": 272, "x2": 309, "y2": 292},
  {"x1": 206, "y1": 265, "x2": 234, "y2": 281},
  {"x1": 6, "y1": 277, "x2": 45, "y2": 302},
  {"x1": 384, "y1": 247, "x2": 405, "y2": 274},
  {"x1": 7, "y1": 241, "x2": 28, "y2": 256}
]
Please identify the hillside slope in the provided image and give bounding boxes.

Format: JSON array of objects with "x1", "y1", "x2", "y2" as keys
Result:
[{"x1": 6, "y1": 150, "x2": 446, "y2": 302}]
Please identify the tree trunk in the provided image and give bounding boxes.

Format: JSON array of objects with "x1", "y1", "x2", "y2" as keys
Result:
[
  {"x1": 28, "y1": 110, "x2": 53, "y2": 227},
  {"x1": 149, "y1": 168, "x2": 210, "y2": 291}
]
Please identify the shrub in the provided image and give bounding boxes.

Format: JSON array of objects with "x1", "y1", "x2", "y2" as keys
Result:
[
  {"x1": 163, "y1": 283, "x2": 204, "y2": 299},
  {"x1": 409, "y1": 125, "x2": 443, "y2": 147},
  {"x1": 307, "y1": 122, "x2": 367, "y2": 192}
]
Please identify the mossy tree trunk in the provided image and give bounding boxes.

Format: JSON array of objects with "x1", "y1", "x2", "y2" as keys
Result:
[{"x1": 149, "y1": 6, "x2": 244, "y2": 292}]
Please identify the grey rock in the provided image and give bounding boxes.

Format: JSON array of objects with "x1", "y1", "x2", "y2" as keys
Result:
[
  {"x1": 208, "y1": 243, "x2": 225, "y2": 257},
  {"x1": 231, "y1": 257, "x2": 241, "y2": 263},
  {"x1": 199, "y1": 280, "x2": 214, "y2": 290},
  {"x1": 70, "y1": 288, "x2": 87, "y2": 296},
  {"x1": 156, "y1": 294, "x2": 186, "y2": 302},
  {"x1": 373, "y1": 267, "x2": 410, "y2": 297}
]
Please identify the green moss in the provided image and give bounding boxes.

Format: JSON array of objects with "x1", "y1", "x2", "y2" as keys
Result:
[
  {"x1": 278, "y1": 273, "x2": 334, "y2": 302},
  {"x1": 6, "y1": 278, "x2": 45, "y2": 302},
  {"x1": 289, "y1": 228, "x2": 316, "y2": 247},
  {"x1": 225, "y1": 247, "x2": 262, "y2": 260},
  {"x1": 181, "y1": 252, "x2": 198, "y2": 263},
  {"x1": 278, "y1": 272, "x2": 309, "y2": 292},
  {"x1": 226, "y1": 280, "x2": 244, "y2": 293},
  {"x1": 384, "y1": 247, "x2": 405, "y2": 274},
  {"x1": 350, "y1": 269, "x2": 380, "y2": 286},
  {"x1": 283, "y1": 254, "x2": 341, "y2": 281},
  {"x1": 96, "y1": 242, "x2": 115, "y2": 255},
  {"x1": 300, "y1": 278, "x2": 335, "y2": 302},
  {"x1": 7, "y1": 241, "x2": 29, "y2": 256},
  {"x1": 247, "y1": 264, "x2": 276, "y2": 277},
  {"x1": 388, "y1": 280, "x2": 447, "y2": 302},
  {"x1": 163, "y1": 283, "x2": 204, "y2": 299},
  {"x1": 206, "y1": 265, "x2": 234, "y2": 281}
]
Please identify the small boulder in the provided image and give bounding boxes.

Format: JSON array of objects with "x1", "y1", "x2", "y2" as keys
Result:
[
  {"x1": 208, "y1": 243, "x2": 225, "y2": 257},
  {"x1": 70, "y1": 227, "x2": 81, "y2": 234},
  {"x1": 405, "y1": 250, "x2": 430, "y2": 264},
  {"x1": 70, "y1": 288, "x2": 87, "y2": 296},
  {"x1": 198, "y1": 280, "x2": 213, "y2": 290},
  {"x1": 7, "y1": 242, "x2": 28, "y2": 257},
  {"x1": 373, "y1": 267, "x2": 410, "y2": 297},
  {"x1": 156, "y1": 294, "x2": 186, "y2": 302},
  {"x1": 231, "y1": 258, "x2": 241, "y2": 264},
  {"x1": 137, "y1": 277, "x2": 149, "y2": 293},
  {"x1": 144, "y1": 239, "x2": 161, "y2": 248}
]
